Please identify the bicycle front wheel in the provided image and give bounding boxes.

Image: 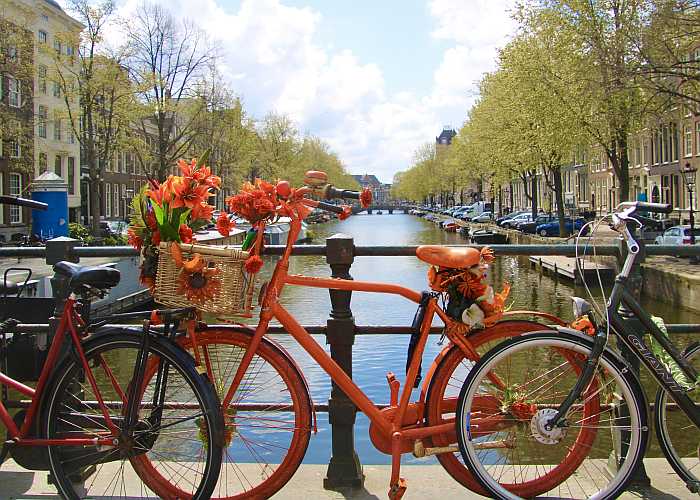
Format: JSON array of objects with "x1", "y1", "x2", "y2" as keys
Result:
[
  {"x1": 140, "y1": 327, "x2": 312, "y2": 499},
  {"x1": 655, "y1": 342, "x2": 700, "y2": 492},
  {"x1": 456, "y1": 331, "x2": 648, "y2": 499},
  {"x1": 44, "y1": 330, "x2": 223, "y2": 500}
]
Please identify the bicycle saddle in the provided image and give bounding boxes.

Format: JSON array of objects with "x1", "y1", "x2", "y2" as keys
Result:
[
  {"x1": 53, "y1": 261, "x2": 120, "y2": 291},
  {"x1": 415, "y1": 245, "x2": 481, "y2": 269}
]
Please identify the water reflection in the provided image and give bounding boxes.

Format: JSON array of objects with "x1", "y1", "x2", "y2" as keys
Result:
[{"x1": 245, "y1": 214, "x2": 700, "y2": 465}]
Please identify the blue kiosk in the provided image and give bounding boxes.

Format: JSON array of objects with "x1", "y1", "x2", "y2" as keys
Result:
[{"x1": 31, "y1": 172, "x2": 69, "y2": 239}]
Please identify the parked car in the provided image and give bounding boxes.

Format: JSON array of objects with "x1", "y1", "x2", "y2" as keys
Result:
[
  {"x1": 471, "y1": 212, "x2": 493, "y2": 223},
  {"x1": 500, "y1": 213, "x2": 533, "y2": 229},
  {"x1": 496, "y1": 210, "x2": 529, "y2": 225},
  {"x1": 517, "y1": 214, "x2": 557, "y2": 233},
  {"x1": 654, "y1": 225, "x2": 700, "y2": 246},
  {"x1": 535, "y1": 217, "x2": 588, "y2": 237}
]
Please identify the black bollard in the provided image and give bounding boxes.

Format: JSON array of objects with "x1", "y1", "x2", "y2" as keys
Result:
[{"x1": 323, "y1": 233, "x2": 364, "y2": 489}]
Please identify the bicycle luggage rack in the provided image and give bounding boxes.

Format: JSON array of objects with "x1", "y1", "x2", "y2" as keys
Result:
[{"x1": 1, "y1": 236, "x2": 699, "y2": 489}]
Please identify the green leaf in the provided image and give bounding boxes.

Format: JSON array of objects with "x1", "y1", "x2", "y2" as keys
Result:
[
  {"x1": 152, "y1": 202, "x2": 165, "y2": 226},
  {"x1": 179, "y1": 208, "x2": 192, "y2": 227},
  {"x1": 197, "y1": 150, "x2": 210, "y2": 167}
]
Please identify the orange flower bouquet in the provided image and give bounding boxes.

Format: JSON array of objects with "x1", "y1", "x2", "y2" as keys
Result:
[{"x1": 128, "y1": 157, "x2": 222, "y2": 295}]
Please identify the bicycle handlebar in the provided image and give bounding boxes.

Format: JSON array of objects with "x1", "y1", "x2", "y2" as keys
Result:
[
  {"x1": 616, "y1": 201, "x2": 672, "y2": 215},
  {"x1": 0, "y1": 195, "x2": 48, "y2": 211},
  {"x1": 323, "y1": 185, "x2": 361, "y2": 201},
  {"x1": 316, "y1": 201, "x2": 345, "y2": 215}
]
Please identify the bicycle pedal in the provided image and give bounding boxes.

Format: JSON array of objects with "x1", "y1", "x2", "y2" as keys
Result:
[{"x1": 388, "y1": 478, "x2": 407, "y2": 499}]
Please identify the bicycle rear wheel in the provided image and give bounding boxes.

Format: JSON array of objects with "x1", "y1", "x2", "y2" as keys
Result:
[
  {"x1": 44, "y1": 330, "x2": 223, "y2": 500},
  {"x1": 424, "y1": 320, "x2": 550, "y2": 494},
  {"x1": 138, "y1": 327, "x2": 312, "y2": 499},
  {"x1": 456, "y1": 331, "x2": 648, "y2": 499},
  {"x1": 655, "y1": 342, "x2": 700, "y2": 493}
]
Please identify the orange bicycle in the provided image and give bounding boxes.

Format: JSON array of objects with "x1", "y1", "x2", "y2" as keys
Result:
[{"x1": 136, "y1": 173, "x2": 594, "y2": 499}]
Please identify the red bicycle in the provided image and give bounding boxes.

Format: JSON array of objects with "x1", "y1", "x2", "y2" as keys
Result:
[{"x1": 0, "y1": 195, "x2": 224, "y2": 499}]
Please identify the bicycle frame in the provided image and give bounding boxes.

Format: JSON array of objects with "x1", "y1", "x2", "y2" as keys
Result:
[
  {"x1": 607, "y1": 277, "x2": 700, "y2": 426},
  {"x1": 0, "y1": 297, "x2": 118, "y2": 447},
  {"x1": 222, "y1": 213, "x2": 503, "y2": 448}
]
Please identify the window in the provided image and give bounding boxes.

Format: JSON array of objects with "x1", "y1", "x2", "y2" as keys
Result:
[
  {"x1": 38, "y1": 65, "x2": 47, "y2": 94},
  {"x1": 66, "y1": 45, "x2": 74, "y2": 56},
  {"x1": 126, "y1": 152, "x2": 133, "y2": 174},
  {"x1": 68, "y1": 157, "x2": 75, "y2": 195},
  {"x1": 38, "y1": 105, "x2": 47, "y2": 138},
  {"x1": 9, "y1": 139, "x2": 21, "y2": 158},
  {"x1": 7, "y1": 45, "x2": 18, "y2": 62},
  {"x1": 53, "y1": 112, "x2": 61, "y2": 141},
  {"x1": 38, "y1": 30, "x2": 47, "y2": 44},
  {"x1": 671, "y1": 122, "x2": 679, "y2": 162},
  {"x1": 9, "y1": 174, "x2": 22, "y2": 223},
  {"x1": 54, "y1": 39, "x2": 61, "y2": 54},
  {"x1": 68, "y1": 128, "x2": 75, "y2": 144},
  {"x1": 38, "y1": 152, "x2": 47, "y2": 173},
  {"x1": 41, "y1": 14, "x2": 48, "y2": 22},
  {"x1": 685, "y1": 125, "x2": 693, "y2": 157},
  {"x1": 117, "y1": 151, "x2": 124, "y2": 172},
  {"x1": 634, "y1": 140, "x2": 641, "y2": 167},
  {"x1": 113, "y1": 184, "x2": 120, "y2": 218},
  {"x1": 105, "y1": 183, "x2": 111, "y2": 217},
  {"x1": 54, "y1": 155, "x2": 62, "y2": 177},
  {"x1": 53, "y1": 81, "x2": 61, "y2": 98},
  {"x1": 8, "y1": 77, "x2": 21, "y2": 107}
]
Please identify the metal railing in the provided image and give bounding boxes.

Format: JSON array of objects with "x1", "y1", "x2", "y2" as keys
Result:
[{"x1": 2, "y1": 236, "x2": 700, "y2": 489}]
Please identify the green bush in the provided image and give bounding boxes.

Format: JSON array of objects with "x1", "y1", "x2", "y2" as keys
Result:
[
  {"x1": 69, "y1": 222, "x2": 90, "y2": 241},
  {"x1": 104, "y1": 236, "x2": 117, "y2": 246}
]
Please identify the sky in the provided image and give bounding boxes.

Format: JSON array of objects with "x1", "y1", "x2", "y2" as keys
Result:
[{"x1": 63, "y1": 0, "x2": 518, "y2": 183}]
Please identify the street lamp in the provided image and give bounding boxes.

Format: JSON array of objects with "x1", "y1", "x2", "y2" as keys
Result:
[{"x1": 682, "y1": 162, "x2": 697, "y2": 262}]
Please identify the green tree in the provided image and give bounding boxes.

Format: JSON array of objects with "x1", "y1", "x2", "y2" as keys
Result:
[
  {"x1": 125, "y1": 2, "x2": 216, "y2": 181},
  {"x1": 522, "y1": 0, "x2": 647, "y2": 203},
  {"x1": 0, "y1": 5, "x2": 35, "y2": 174},
  {"x1": 49, "y1": 0, "x2": 134, "y2": 235}
]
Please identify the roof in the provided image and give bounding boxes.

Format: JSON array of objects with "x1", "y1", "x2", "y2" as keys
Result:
[
  {"x1": 352, "y1": 174, "x2": 382, "y2": 187},
  {"x1": 436, "y1": 128, "x2": 456, "y2": 145},
  {"x1": 42, "y1": 0, "x2": 64, "y2": 11}
]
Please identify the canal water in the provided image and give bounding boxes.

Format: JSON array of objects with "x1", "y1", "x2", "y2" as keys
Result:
[{"x1": 256, "y1": 213, "x2": 700, "y2": 465}]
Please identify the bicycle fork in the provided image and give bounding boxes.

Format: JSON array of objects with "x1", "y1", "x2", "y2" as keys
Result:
[{"x1": 545, "y1": 327, "x2": 609, "y2": 432}]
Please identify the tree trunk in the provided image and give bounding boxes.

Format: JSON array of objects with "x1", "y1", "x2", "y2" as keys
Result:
[
  {"x1": 616, "y1": 135, "x2": 630, "y2": 203},
  {"x1": 89, "y1": 173, "x2": 101, "y2": 235},
  {"x1": 531, "y1": 173, "x2": 538, "y2": 219},
  {"x1": 553, "y1": 167, "x2": 567, "y2": 237}
]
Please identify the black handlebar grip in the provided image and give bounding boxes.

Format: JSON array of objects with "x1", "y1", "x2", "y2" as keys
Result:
[
  {"x1": 0, "y1": 195, "x2": 48, "y2": 211},
  {"x1": 634, "y1": 201, "x2": 672, "y2": 214},
  {"x1": 324, "y1": 185, "x2": 360, "y2": 201},
  {"x1": 316, "y1": 201, "x2": 345, "y2": 214}
]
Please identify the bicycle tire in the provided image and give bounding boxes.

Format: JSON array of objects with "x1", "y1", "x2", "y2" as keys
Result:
[
  {"x1": 136, "y1": 327, "x2": 313, "y2": 499},
  {"x1": 424, "y1": 320, "x2": 552, "y2": 494},
  {"x1": 456, "y1": 331, "x2": 648, "y2": 499},
  {"x1": 44, "y1": 330, "x2": 223, "y2": 500},
  {"x1": 654, "y1": 342, "x2": 700, "y2": 493}
]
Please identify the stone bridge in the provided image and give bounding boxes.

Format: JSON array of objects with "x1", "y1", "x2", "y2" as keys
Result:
[{"x1": 351, "y1": 204, "x2": 413, "y2": 214}]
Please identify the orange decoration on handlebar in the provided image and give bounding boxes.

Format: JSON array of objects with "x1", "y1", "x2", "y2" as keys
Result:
[{"x1": 360, "y1": 187, "x2": 372, "y2": 209}]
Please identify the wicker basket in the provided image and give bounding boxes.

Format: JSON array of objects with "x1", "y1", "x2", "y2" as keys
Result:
[{"x1": 154, "y1": 242, "x2": 255, "y2": 317}]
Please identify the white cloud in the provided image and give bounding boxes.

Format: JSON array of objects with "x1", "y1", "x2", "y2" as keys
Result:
[{"x1": 63, "y1": 0, "x2": 515, "y2": 183}]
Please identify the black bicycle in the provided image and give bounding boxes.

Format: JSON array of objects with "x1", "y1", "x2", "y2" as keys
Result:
[
  {"x1": 0, "y1": 195, "x2": 224, "y2": 499},
  {"x1": 455, "y1": 201, "x2": 700, "y2": 499}
]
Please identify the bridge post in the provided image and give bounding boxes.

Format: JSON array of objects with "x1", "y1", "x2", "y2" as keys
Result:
[{"x1": 324, "y1": 233, "x2": 364, "y2": 489}]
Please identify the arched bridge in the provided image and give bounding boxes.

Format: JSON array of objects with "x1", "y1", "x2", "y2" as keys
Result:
[{"x1": 351, "y1": 204, "x2": 413, "y2": 214}]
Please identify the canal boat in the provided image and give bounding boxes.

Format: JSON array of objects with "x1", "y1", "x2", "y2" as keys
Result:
[
  {"x1": 234, "y1": 216, "x2": 308, "y2": 245},
  {"x1": 470, "y1": 229, "x2": 508, "y2": 244}
]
